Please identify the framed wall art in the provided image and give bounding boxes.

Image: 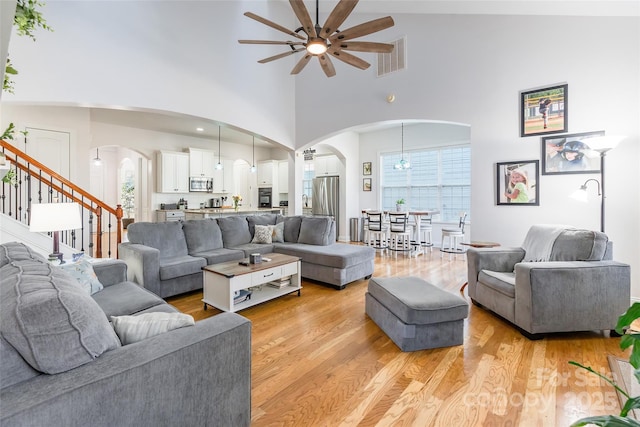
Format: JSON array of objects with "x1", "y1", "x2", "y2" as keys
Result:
[
  {"x1": 520, "y1": 83, "x2": 568, "y2": 137},
  {"x1": 363, "y1": 178, "x2": 372, "y2": 192},
  {"x1": 542, "y1": 130, "x2": 605, "y2": 175},
  {"x1": 363, "y1": 162, "x2": 372, "y2": 175},
  {"x1": 496, "y1": 160, "x2": 539, "y2": 205}
]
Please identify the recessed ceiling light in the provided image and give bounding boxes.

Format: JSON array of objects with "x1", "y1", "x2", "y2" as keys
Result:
[{"x1": 196, "y1": 127, "x2": 204, "y2": 132}]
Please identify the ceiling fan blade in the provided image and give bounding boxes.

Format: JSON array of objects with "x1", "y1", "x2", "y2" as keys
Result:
[
  {"x1": 258, "y1": 48, "x2": 305, "y2": 64},
  {"x1": 244, "y1": 12, "x2": 306, "y2": 40},
  {"x1": 291, "y1": 53, "x2": 313, "y2": 75},
  {"x1": 239, "y1": 40, "x2": 305, "y2": 46},
  {"x1": 289, "y1": 0, "x2": 316, "y2": 38},
  {"x1": 320, "y1": 0, "x2": 359, "y2": 38},
  {"x1": 328, "y1": 48, "x2": 370, "y2": 70},
  {"x1": 318, "y1": 54, "x2": 336, "y2": 77},
  {"x1": 329, "y1": 16, "x2": 394, "y2": 42},
  {"x1": 334, "y1": 41, "x2": 394, "y2": 53}
]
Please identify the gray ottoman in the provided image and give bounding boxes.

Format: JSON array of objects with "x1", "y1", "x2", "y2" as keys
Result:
[{"x1": 365, "y1": 276, "x2": 469, "y2": 351}]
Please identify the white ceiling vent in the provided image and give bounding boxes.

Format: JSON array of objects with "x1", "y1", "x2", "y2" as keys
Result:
[{"x1": 377, "y1": 37, "x2": 406, "y2": 77}]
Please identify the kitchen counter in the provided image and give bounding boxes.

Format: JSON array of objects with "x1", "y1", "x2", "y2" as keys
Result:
[{"x1": 183, "y1": 207, "x2": 282, "y2": 220}]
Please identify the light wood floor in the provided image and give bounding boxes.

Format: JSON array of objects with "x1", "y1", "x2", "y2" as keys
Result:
[{"x1": 167, "y1": 246, "x2": 628, "y2": 426}]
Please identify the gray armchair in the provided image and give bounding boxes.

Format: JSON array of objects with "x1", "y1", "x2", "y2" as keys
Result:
[{"x1": 466, "y1": 227, "x2": 631, "y2": 339}]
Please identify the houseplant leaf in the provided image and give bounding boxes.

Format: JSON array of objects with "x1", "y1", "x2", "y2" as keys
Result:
[{"x1": 570, "y1": 415, "x2": 640, "y2": 426}]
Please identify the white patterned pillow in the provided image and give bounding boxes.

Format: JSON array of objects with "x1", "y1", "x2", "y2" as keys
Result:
[
  {"x1": 272, "y1": 222, "x2": 284, "y2": 243},
  {"x1": 111, "y1": 312, "x2": 195, "y2": 345},
  {"x1": 59, "y1": 259, "x2": 104, "y2": 295},
  {"x1": 252, "y1": 225, "x2": 273, "y2": 244}
]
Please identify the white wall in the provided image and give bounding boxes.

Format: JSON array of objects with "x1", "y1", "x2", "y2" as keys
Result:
[
  {"x1": 295, "y1": 13, "x2": 640, "y2": 296},
  {"x1": 3, "y1": 1, "x2": 297, "y2": 147}
]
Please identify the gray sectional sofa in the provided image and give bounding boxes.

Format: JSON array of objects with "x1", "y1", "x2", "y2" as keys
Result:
[
  {"x1": 119, "y1": 214, "x2": 375, "y2": 297},
  {"x1": 0, "y1": 242, "x2": 251, "y2": 426}
]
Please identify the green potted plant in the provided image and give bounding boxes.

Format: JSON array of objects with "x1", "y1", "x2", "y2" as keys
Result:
[
  {"x1": 121, "y1": 179, "x2": 135, "y2": 229},
  {"x1": 395, "y1": 198, "x2": 405, "y2": 212},
  {"x1": 570, "y1": 303, "x2": 640, "y2": 426}
]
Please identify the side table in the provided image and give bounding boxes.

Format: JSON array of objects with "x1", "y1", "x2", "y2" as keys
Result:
[{"x1": 459, "y1": 241, "x2": 500, "y2": 294}]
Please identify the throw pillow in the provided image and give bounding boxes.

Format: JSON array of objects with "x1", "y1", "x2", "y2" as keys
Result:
[
  {"x1": 59, "y1": 259, "x2": 104, "y2": 295},
  {"x1": 0, "y1": 261, "x2": 121, "y2": 374},
  {"x1": 252, "y1": 225, "x2": 273, "y2": 244},
  {"x1": 272, "y1": 221, "x2": 284, "y2": 243},
  {"x1": 111, "y1": 312, "x2": 195, "y2": 345}
]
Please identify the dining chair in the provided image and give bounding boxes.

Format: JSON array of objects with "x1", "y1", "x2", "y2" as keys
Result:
[
  {"x1": 441, "y1": 212, "x2": 467, "y2": 259},
  {"x1": 388, "y1": 212, "x2": 412, "y2": 256},
  {"x1": 366, "y1": 212, "x2": 388, "y2": 251}
]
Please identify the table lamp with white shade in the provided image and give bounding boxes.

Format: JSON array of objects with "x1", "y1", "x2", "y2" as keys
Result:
[{"x1": 30, "y1": 202, "x2": 82, "y2": 263}]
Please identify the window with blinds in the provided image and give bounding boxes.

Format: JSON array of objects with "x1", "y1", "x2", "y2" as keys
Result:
[{"x1": 381, "y1": 145, "x2": 471, "y2": 222}]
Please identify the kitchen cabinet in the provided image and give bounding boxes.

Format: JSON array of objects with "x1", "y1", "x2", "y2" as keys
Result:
[
  {"x1": 257, "y1": 161, "x2": 275, "y2": 186},
  {"x1": 212, "y1": 158, "x2": 235, "y2": 193},
  {"x1": 189, "y1": 148, "x2": 216, "y2": 177},
  {"x1": 278, "y1": 161, "x2": 288, "y2": 193},
  {"x1": 157, "y1": 151, "x2": 189, "y2": 193},
  {"x1": 314, "y1": 155, "x2": 340, "y2": 176}
]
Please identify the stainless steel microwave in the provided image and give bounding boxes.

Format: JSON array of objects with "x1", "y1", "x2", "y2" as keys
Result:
[{"x1": 189, "y1": 177, "x2": 213, "y2": 192}]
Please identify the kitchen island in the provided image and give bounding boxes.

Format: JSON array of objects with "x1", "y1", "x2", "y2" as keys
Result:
[{"x1": 183, "y1": 207, "x2": 282, "y2": 220}]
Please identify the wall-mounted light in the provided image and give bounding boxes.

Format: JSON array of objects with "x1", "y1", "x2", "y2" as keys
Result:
[
  {"x1": 215, "y1": 126, "x2": 223, "y2": 170},
  {"x1": 93, "y1": 148, "x2": 102, "y2": 166},
  {"x1": 250, "y1": 136, "x2": 257, "y2": 173},
  {"x1": 394, "y1": 123, "x2": 410, "y2": 170}
]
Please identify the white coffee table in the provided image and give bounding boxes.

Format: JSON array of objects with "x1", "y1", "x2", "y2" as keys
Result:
[{"x1": 202, "y1": 253, "x2": 301, "y2": 313}]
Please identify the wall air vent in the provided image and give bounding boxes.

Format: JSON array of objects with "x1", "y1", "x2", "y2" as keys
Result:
[{"x1": 377, "y1": 36, "x2": 406, "y2": 77}]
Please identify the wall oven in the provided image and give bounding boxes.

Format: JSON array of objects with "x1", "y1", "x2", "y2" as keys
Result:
[
  {"x1": 258, "y1": 187, "x2": 272, "y2": 208},
  {"x1": 189, "y1": 177, "x2": 213, "y2": 192}
]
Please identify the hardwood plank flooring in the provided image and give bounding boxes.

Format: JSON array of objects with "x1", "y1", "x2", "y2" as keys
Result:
[{"x1": 166, "y1": 246, "x2": 628, "y2": 426}]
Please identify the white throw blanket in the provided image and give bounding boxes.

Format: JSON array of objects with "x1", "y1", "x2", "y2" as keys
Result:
[{"x1": 521, "y1": 224, "x2": 574, "y2": 262}]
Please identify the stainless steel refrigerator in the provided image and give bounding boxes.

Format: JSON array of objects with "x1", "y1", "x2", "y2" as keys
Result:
[{"x1": 312, "y1": 176, "x2": 339, "y2": 238}]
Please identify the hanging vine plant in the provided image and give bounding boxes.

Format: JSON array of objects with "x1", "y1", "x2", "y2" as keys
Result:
[{"x1": 3, "y1": 0, "x2": 52, "y2": 93}]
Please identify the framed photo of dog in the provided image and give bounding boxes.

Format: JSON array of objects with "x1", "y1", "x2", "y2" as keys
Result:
[{"x1": 496, "y1": 160, "x2": 539, "y2": 206}]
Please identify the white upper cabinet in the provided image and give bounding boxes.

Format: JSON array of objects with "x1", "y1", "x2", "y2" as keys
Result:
[
  {"x1": 314, "y1": 155, "x2": 339, "y2": 176},
  {"x1": 257, "y1": 160, "x2": 275, "y2": 186},
  {"x1": 189, "y1": 148, "x2": 216, "y2": 177},
  {"x1": 212, "y1": 158, "x2": 235, "y2": 193},
  {"x1": 157, "y1": 151, "x2": 189, "y2": 193}
]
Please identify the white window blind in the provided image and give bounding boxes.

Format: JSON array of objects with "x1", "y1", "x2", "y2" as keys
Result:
[{"x1": 381, "y1": 145, "x2": 471, "y2": 222}]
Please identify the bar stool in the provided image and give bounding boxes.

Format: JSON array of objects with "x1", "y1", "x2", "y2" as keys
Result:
[
  {"x1": 419, "y1": 215, "x2": 434, "y2": 252},
  {"x1": 366, "y1": 212, "x2": 388, "y2": 251},
  {"x1": 388, "y1": 212, "x2": 412, "y2": 256},
  {"x1": 440, "y1": 212, "x2": 467, "y2": 259}
]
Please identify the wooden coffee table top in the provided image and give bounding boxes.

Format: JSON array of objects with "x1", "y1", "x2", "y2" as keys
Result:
[{"x1": 202, "y1": 253, "x2": 300, "y2": 278}]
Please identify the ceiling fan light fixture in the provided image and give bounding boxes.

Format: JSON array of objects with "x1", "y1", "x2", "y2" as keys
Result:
[{"x1": 306, "y1": 38, "x2": 327, "y2": 55}]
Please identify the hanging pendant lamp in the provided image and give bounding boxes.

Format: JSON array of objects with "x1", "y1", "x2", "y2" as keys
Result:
[
  {"x1": 93, "y1": 148, "x2": 102, "y2": 166},
  {"x1": 394, "y1": 123, "x2": 410, "y2": 170},
  {"x1": 250, "y1": 137, "x2": 257, "y2": 173},
  {"x1": 215, "y1": 126, "x2": 223, "y2": 170}
]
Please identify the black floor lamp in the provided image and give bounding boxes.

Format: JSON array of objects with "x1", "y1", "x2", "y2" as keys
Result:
[{"x1": 570, "y1": 135, "x2": 624, "y2": 233}]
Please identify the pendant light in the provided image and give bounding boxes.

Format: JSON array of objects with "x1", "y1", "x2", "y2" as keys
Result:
[
  {"x1": 250, "y1": 136, "x2": 257, "y2": 173},
  {"x1": 394, "y1": 123, "x2": 410, "y2": 170},
  {"x1": 215, "y1": 126, "x2": 223, "y2": 170},
  {"x1": 93, "y1": 148, "x2": 102, "y2": 166}
]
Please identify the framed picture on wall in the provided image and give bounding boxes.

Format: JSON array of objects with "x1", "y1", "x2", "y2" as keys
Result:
[
  {"x1": 363, "y1": 178, "x2": 372, "y2": 192},
  {"x1": 363, "y1": 162, "x2": 372, "y2": 175},
  {"x1": 541, "y1": 130, "x2": 605, "y2": 175},
  {"x1": 520, "y1": 83, "x2": 568, "y2": 137},
  {"x1": 496, "y1": 160, "x2": 539, "y2": 205}
]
